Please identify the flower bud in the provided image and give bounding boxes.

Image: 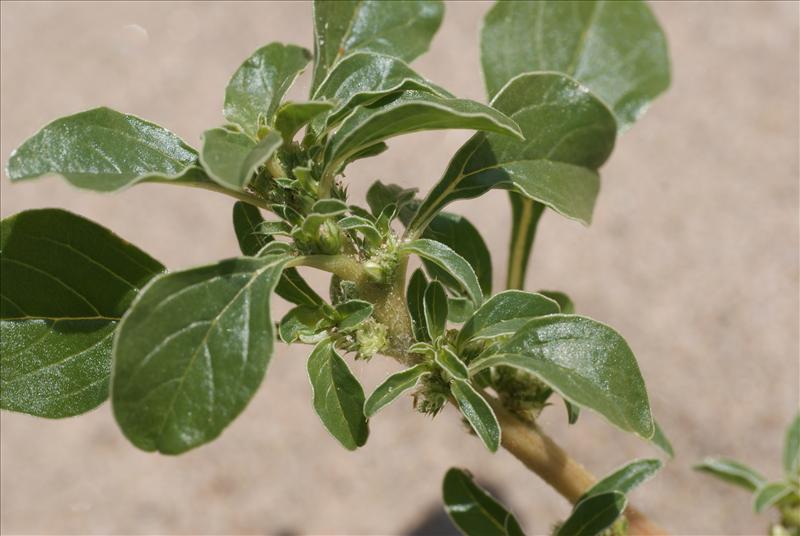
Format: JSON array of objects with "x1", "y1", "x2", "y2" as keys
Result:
[{"x1": 316, "y1": 219, "x2": 342, "y2": 255}]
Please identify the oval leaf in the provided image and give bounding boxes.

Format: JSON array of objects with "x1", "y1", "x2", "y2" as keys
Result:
[
  {"x1": 458, "y1": 290, "x2": 560, "y2": 347},
  {"x1": 694, "y1": 457, "x2": 767, "y2": 492},
  {"x1": 274, "y1": 100, "x2": 334, "y2": 143},
  {"x1": 556, "y1": 491, "x2": 627, "y2": 536},
  {"x1": 581, "y1": 459, "x2": 663, "y2": 502},
  {"x1": 400, "y1": 239, "x2": 483, "y2": 307},
  {"x1": 442, "y1": 468, "x2": 525, "y2": 536},
  {"x1": 112, "y1": 254, "x2": 291, "y2": 454},
  {"x1": 407, "y1": 268, "x2": 429, "y2": 342},
  {"x1": 423, "y1": 280, "x2": 448, "y2": 340},
  {"x1": 450, "y1": 379, "x2": 500, "y2": 452},
  {"x1": 364, "y1": 363, "x2": 430, "y2": 417},
  {"x1": 754, "y1": 482, "x2": 795, "y2": 513},
  {"x1": 200, "y1": 128, "x2": 282, "y2": 191},
  {"x1": 435, "y1": 347, "x2": 468, "y2": 381}
]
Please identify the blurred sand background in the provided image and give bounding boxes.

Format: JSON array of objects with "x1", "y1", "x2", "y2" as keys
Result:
[{"x1": 1, "y1": 1, "x2": 798, "y2": 535}]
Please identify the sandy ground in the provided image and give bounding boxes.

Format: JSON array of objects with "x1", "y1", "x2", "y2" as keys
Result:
[{"x1": 1, "y1": 1, "x2": 798, "y2": 535}]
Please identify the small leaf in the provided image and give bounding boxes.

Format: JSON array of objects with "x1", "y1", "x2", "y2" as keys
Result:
[
  {"x1": 471, "y1": 315, "x2": 654, "y2": 440},
  {"x1": 423, "y1": 280, "x2": 448, "y2": 340},
  {"x1": 339, "y1": 216, "x2": 382, "y2": 245},
  {"x1": 1, "y1": 209, "x2": 163, "y2": 418},
  {"x1": 274, "y1": 100, "x2": 333, "y2": 143},
  {"x1": 448, "y1": 297, "x2": 474, "y2": 323},
  {"x1": 784, "y1": 413, "x2": 800, "y2": 476},
  {"x1": 556, "y1": 491, "x2": 627, "y2": 536},
  {"x1": 436, "y1": 347, "x2": 469, "y2": 381},
  {"x1": 458, "y1": 290, "x2": 560, "y2": 347},
  {"x1": 310, "y1": 0, "x2": 444, "y2": 92},
  {"x1": 279, "y1": 305, "x2": 328, "y2": 344},
  {"x1": 565, "y1": 400, "x2": 580, "y2": 425},
  {"x1": 6, "y1": 107, "x2": 199, "y2": 191},
  {"x1": 335, "y1": 299, "x2": 373, "y2": 330},
  {"x1": 400, "y1": 239, "x2": 483, "y2": 307},
  {"x1": 366, "y1": 180, "x2": 418, "y2": 217},
  {"x1": 307, "y1": 338, "x2": 369, "y2": 450},
  {"x1": 224, "y1": 43, "x2": 311, "y2": 136},
  {"x1": 200, "y1": 128, "x2": 282, "y2": 190},
  {"x1": 539, "y1": 290, "x2": 576, "y2": 315},
  {"x1": 442, "y1": 468, "x2": 525, "y2": 536},
  {"x1": 695, "y1": 457, "x2": 767, "y2": 492},
  {"x1": 311, "y1": 198, "x2": 349, "y2": 216},
  {"x1": 652, "y1": 420, "x2": 675, "y2": 458},
  {"x1": 754, "y1": 482, "x2": 795, "y2": 513},
  {"x1": 581, "y1": 459, "x2": 663, "y2": 502},
  {"x1": 112, "y1": 254, "x2": 291, "y2": 454},
  {"x1": 506, "y1": 196, "x2": 545, "y2": 290},
  {"x1": 364, "y1": 364, "x2": 430, "y2": 418},
  {"x1": 450, "y1": 379, "x2": 500, "y2": 452},
  {"x1": 407, "y1": 269, "x2": 429, "y2": 342}
]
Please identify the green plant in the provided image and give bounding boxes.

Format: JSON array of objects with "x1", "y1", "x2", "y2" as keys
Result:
[
  {"x1": 696, "y1": 414, "x2": 800, "y2": 536},
  {"x1": 1, "y1": 1, "x2": 673, "y2": 534}
]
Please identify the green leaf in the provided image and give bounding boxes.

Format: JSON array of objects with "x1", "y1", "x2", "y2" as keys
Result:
[
  {"x1": 310, "y1": 0, "x2": 444, "y2": 92},
  {"x1": 364, "y1": 363, "x2": 430, "y2": 418},
  {"x1": 481, "y1": 0, "x2": 670, "y2": 130},
  {"x1": 458, "y1": 290, "x2": 560, "y2": 347},
  {"x1": 409, "y1": 73, "x2": 615, "y2": 235},
  {"x1": 400, "y1": 239, "x2": 483, "y2": 307},
  {"x1": 274, "y1": 100, "x2": 334, "y2": 143},
  {"x1": 754, "y1": 482, "x2": 795, "y2": 513},
  {"x1": 407, "y1": 269, "x2": 429, "y2": 342},
  {"x1": 335, "y1": 299, "x2": 373, "y2": 330},
  {"x1": 506, "y1": 196, "x2": 545, "y2": 290},
  {"x1": 565, "y1": 400, "x2": 580, "y2": 425},
  {"x1": 450, "y1": 379, "x2": 500, "y2": 452},
  {"x1": 232, "y1": 202, "x2": 323, "y2": 307},
  {"x1": 442, "y1": 468, "x2": 525, "y2": 536},
  {"x1": 6, "y1": 107, "x2": 199, "y2": 191},
  {"x1": 312, "y1": 52, "x2": 451, "y2": 129},
  {"x1": 224, "y1": 43, "x2": 311, "y2": 136},
  {"x1": 581, "y1": 459, "x2": 662, "y2": 502},
  {"x1": 323, "y1": 90, "x2": 522, "y2": 177},
  {"x1": 423, "y1": 280, "x2": 448, "y2": 340},
  {"x1": 200, "y1": 128, "x2": 282, "y2": 190},
  {"x1": 448, "y1": 297, "x2": 474, "y2": 323},
  {"x1": 784, "y1": 413, "x2": 800, "y2": 476},
  {"x1": 556, "y1": 491, "x2": 627, "y2": 536},
  {"x1": 0, "y1": 209, "x2": 163, "y2": 418},
  {"x1": 694, "y1": 457, "x2": 767, "y2": 492},
  {"x1": 112, "y1": 254, "x2": 291, "y2": 454},
  {"x1": 366, "y1": 180, "x2": 418, "y2": 217},
  {"x1": 471, "y1": 315, "x2": 654, "y2": 440},
  {"x1": 539, "y1": 290, "x2": 576, "y2": 315},
  {"x1": 307, "y1": 338, "x2": 369, "y2": 450},
  {"x1": 652, "y1": 420, "x2": 675, "y2": 458},
  {"x1": 279, "y1": 305, "x2": 328, "y2": 344},
  {"x1": 436, "y1": 347, "x2": 469, "y2": 381}
]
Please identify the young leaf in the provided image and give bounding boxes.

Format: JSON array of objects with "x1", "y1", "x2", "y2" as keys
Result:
[
  {"x1": 307, "y1": 338, "x2": 369, "y2": 450},
  {"x1": 409, "y1": 73, "x2": 616, "y2": 235},
  {"x1": 112, "y1": 254, "x2": 291, "y2": 454},
  {"x1": 400, "y1": 239, "x2": 483, "y2": 307},
  {"x1": 784, "y1": 413, "x2": 800, "y2": 476},
  {"x1": 364, "y1": 363, "x2": 430, "y2": 418},
  {"x1": 423, "y1": 280, "x2": 448, "y2": 340},
  {"x1": 539, "y1": 290, "x2": 576, "y2": 315},
  {"x1": 470, "y1": 315, "x2": 655, "y2": 440},
  {"x1": 556, "y1": 491, "x2": 627, "y2": 536},
  {"x1": 458, "y1": 290, "x2": 560, "y2": 347},
  {"x1": 407, "y1": 269, "x2": 429, "y2": 342},
  {"x1": 310, "y1": 0, "x2": 444, "y2": 92},
  {"x1": 279, "y1": 305, "x2": 328, "y2": 344},
  {"x1": 448, "y1": 297, "x2": 474, "y2": 324},
  {"x1": 224, "y1": 43, "x2": 311, "y2": 136},
  {"x1": 580, "y1": 459, "x2": 663, "y2": 502},
  {"x1": 565, "y1": 400, "x2": 580, "y2": 425},
  {"x1": 6, "y1": 107, "x2": 199, "y2": 191},
  {"x1": 506, "y1": 195, "x2": 545, "y2": 290},
  {"x1": 435, "y1": 347, "x2": 468, "y2": 381},
  {"x1": 200, "y1": 128, "x2": 282, "y2": 190},
  {"x1": 754, "y1": 482, "x2": 795, "y2": 513},
  {"x1": 442, "y1": 468, "x2": 525, "y2": 536},
  {"x1": 274, "y1": 100, "x2": 334, "y2": 144},
  {"x1": 652, "y1": 420, "x2": 675, "y2": 458},
  {"x1": 481, "y1": 0, "x2": 670, "y2": 130},
  {"x1": 1, "y1": 209, "x2": 163, "y2": 418},
  {"x1": 322, "y1": 91, "x2": 522, "y2": 177},
  {"x1": 335, "y1": 299, "x2": 373, "y2": 330},
  {"x1": 694, "y1": 457, "x2": 767, "y2": 492},
  {"x1": 450, "y1": 379, "x2": 500, "y2": 452},
  {"x1": 366, "y1": 180, "x2": 418, "y2": 217}
]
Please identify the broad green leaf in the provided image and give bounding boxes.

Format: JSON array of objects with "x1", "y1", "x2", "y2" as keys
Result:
[
  {"x1": 506, "y1": 196, "x2": 545, "y2": 290},
  {"x1": 322, "y1": 91, "x2": 522, "y2": 177},
  {"x1": 200, "y1": 128, "x2": 282, "y2": 190},
  {"x1": 481, "y1": 0, "x2": 670, "y2": 130},
  {"x1": 366, "y1": 180, "x2": 417, "y2": 217},
  {"x1": 1, "y1": 209, "x2": 163, "y2": 418},
  {"x1": 364, "y1": 363, "x2": 430, "y2": 417},
  {"x1": 335, "y1": 299, "x2": 373, "y2": 330},
  {"x1": 652, "y1": 420, "x2": 675, "y2": 458},
  {"x1": 224, "y1": 43, "x2": 311, "y2": 136},
  {"x1": 784, "y1": 413, "x2": 800, "y2": 476},
  {"x1": 450, "y1": 379, "x2": 500, "y2": 452},
  {"x1": 112, "y1": 254, "x2": 291, "y2": 454},
  {"x1": 400, "y1": 239, "x2": 483, "y2": 307},
  {"x1": 695, "y1": 457, "x2": 767, "y2": 492},
  {"x1": 311, "y1": 198, "x2": 349, "y2": 216},
  {"x1": 448, "y1": 297, "x2": 474, "y2": 323},
  {"x1": 471, "y1": 315, "x2": 654, "y2": 439},
  {"x1": 754, "y1": 482, "x2": 795, "y2": 513},
  {"x1": 232, "y1": 202, "x2": 323, "y2": 307},
  {"x1": 310, "y1": 0, "x2": 444, "y2": 92},
  {"x1": 423, "y1": 281, "x2": 448, "y2": 340},
  {"x1": 307, "y1": 338, "x2": 369, "y2": 450},
  {"x1": 407, "y1": 269, "x2": 429, "y2": 342},
  {"x1": 312, "y1": 52, "x2": 451, "y2": 129},
  {"x1": 556, "y1": 491, "x2": 627, "y2": 536},
  {"x1": 458, "y1": 291, "x2": 560, "y2": 347},
  {"x1": 442, "y1": 468, "x2": 525, "y2": 536},
  {"x1": 344, "y1": 142, "x2": 389, "y2": 166},
  {"x1": 409, "y1": 73, "x2": 615, "y2": 235},
  {"x1": 6, "y1": 107, "x2": 198, "y2": 191},
  {"x1": 539, "y1": 290, "x2": 576, "y2": 315},
  {"x1": 581, "y1": 459, "x2": 662, "y2": 502},
  {"x1": 274, "y1": 101, "x2": 334, "y2": 143},
  {"x1": 436, "y1": 347, "x2": 468, "y2": 381}
]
